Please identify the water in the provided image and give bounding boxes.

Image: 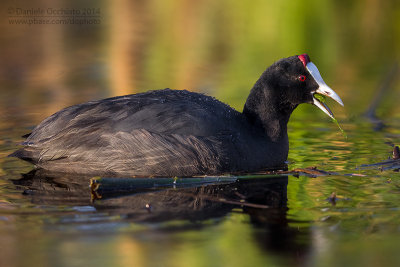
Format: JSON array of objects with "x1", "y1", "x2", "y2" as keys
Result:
[{"x1": 1, "y1": 99, "x2": 400, "y2": 267}]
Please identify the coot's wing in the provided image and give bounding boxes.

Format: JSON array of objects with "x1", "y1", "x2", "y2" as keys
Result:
[
  {"x1": 12, "y1": 89, "x2": 243, "y2": 175},
  {"x1": 17, "y1": 128, "x2": 227, "y2": 176},
  {"x1": 25, "y1": 89, "x2": 242, "y2": 143}
]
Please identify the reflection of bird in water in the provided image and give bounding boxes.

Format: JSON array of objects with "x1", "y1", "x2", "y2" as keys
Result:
[
  {"x1": 13, "y1": 170, "x2": 311, "y2": 262},
  {"x1": 13, "y1": 170, "x2": 288, "y2": 222}
]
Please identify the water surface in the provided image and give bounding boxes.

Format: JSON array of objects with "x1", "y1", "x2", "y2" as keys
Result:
[{"x1": 2, "y1": 103, "x2": 400, "y2": 267}]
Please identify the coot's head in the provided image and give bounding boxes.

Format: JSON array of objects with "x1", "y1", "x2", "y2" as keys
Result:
[{"x1": 256, "y1": 54, "x2": 343, "y2": 118}]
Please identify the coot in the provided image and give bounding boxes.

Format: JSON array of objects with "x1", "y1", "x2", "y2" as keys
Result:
[{"x1": 10, "y1": 54, "x2": 343, "y2": 177}]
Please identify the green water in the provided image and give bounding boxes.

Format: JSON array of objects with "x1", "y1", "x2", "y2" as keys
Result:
[{"x1": 2, "y1": 104, "x2": 400, "y2": 267}]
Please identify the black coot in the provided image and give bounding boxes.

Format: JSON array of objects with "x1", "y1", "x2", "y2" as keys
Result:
[{"x1": 10, "y1": 54, "x2": 343, "y2": 177}]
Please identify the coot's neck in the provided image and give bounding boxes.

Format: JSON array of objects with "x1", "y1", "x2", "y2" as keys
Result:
[{"x1": 242, "y1": 82, "x2": 296, "y2": 142}]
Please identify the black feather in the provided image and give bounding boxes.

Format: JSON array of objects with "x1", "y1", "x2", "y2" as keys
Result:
[{"x1": 10, "y1": 55, "x2": 324, "y2": 177}]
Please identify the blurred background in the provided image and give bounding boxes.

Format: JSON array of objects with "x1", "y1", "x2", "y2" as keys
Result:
[
  {"x1": 1, "y1": 0, "x2": 399, "y2": 121},
  {"x1": 2, "y1": 1, "x2": 400, "y2": 267}
]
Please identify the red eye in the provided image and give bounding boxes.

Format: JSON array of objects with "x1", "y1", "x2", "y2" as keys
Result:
[{"x1": 298, "y1": 75, "x2": 307, "y2": 82}]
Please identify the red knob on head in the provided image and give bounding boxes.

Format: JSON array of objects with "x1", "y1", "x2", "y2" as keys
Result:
[{"x1": 298, "y1": 54, "x2": 311, "y2": 67}]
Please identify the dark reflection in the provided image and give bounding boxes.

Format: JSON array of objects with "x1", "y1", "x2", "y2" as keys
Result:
[
  {"x1": 246, "y1": 204, "x2": 311, "y2": 262},
  {"x1": 12, "y1": 170, "x2": 93, "y2": 206},
  {"x1": 12, "y1": 170, "x2": 311, "y2": 259}
]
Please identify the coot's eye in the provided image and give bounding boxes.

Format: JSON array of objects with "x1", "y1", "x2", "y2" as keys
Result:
[{"x1": 298, "y1": 75, "x2": 307, "y2": 82}]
